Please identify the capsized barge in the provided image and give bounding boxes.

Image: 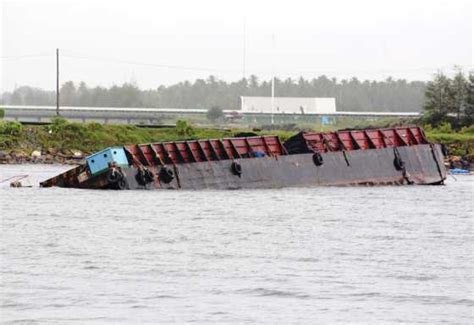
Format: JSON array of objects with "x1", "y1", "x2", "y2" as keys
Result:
[{"x1": 40, "y1": 126, "x2": 446, "y2": 190}]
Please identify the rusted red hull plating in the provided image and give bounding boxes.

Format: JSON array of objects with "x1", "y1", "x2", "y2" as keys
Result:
[
  {"x1": 40, "y1": 127, "x2": 446, "y2": 190},
  {"x1": 126, "y1": 135, "x2": 287, "y2": 166},
  {"x1": 283, "y1": 126, "x2": 429, "y2": 154}
]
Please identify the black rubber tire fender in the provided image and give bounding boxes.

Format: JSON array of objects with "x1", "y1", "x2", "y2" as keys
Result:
[
  {"x1": 393, "y1": 148, "x2": 406, "y2": 171},
  {"x1": 107, "y1": 169, "x2": 123, "y2": 183},
  {"x1": 394, "y1": 156, "x2": 405, "y2": 171},
  {"x1": 135, "y1": 169, "x2": 146, "y2": 185},
  {"x1": 144, "y1": 169, "x2": 154, "y2": 183},
  {"x1": 312, "y1": 152, "x2": 324, "y2": 166},
  {"x1": 231, "y1": 161, "x2": 242, "y2": 176},
  {"x1": 158, "y1": 167, "x2": 174, "y2": 184},
  {"x1": 441, "y1": 144, "x2": 449, "y2": 157},
  {"x1": 116, "y1": 178, "x2": 127, "y2": 190}
]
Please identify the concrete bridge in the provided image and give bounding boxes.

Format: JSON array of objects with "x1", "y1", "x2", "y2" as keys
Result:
[{"x1": 1, "y1": 105, "x2": 422, "y2": 125}]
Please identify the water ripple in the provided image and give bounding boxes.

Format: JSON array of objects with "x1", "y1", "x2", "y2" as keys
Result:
[{"x1": 0, "y1": 165, "x2": 473, "y2": 324}]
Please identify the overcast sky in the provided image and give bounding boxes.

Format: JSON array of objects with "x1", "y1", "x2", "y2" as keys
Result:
[{"x1": 1, "y1": 0, "x2": 472, "y2": 91}]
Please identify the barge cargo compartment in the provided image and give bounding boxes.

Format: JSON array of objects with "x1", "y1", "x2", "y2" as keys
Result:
[{"x1": 40, "y1": 126, "x2": 447, "y2": 190}]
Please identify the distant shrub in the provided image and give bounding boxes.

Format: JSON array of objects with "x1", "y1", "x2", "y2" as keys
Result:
[
  {"x1": 63, "y1": 122, "x2": 88, "y2": 139},
  {"x1": 423, "y1": 124, "x2": 433, "y2": 132},
  {"x1": 176, "y1": 120, "x2": 195, "y2": 137},
  {"x1": 0, "y1": 108, "x2": 4, "y2": 119},
  {"x1": 49, "y1": 116, "x2": 69, "y2": 133},
  {"x1": 206, "y1": 106, "x2": 224, "y2": 122},
  {"x1": 0, "y1": 121, "x2": 23, "y2": 136},
  {"x1": 435, "y1": 122, "x2": 453, "y2": 134},
  {"x1": 87, "y1": 122, "x2": 104, "y2": 132},
  {"x1": 459, "y1": 124, "x2": 474, "y2": 135}
]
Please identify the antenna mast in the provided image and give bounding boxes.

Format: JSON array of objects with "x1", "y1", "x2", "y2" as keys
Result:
[
  {"x1": 271, "y1": 34, "x2": 275, "y2": 125},
  {"x1": 56, "y1": 48, "x2": 60, "y2": 116},
  {"x1": 243, "y1": 18, "x2": 246, "y2": 80}
]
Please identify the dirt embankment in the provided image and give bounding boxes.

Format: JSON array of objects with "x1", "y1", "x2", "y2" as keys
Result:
[{"x1": 0, "y1": 149, "x2": 85, "y2": 165}]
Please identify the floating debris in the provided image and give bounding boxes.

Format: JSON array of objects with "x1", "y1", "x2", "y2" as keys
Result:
[{"x1": 6, "y1": 175, "x2": 34, "y2": 188}]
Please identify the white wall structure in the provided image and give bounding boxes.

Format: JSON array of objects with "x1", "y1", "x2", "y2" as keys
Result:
[{"x1": 241, "y1": 96, "x2": 336, "y2": 114}]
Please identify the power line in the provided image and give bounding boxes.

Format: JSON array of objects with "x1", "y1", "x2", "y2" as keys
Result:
[
  {"x1": 281, "y1": 65, "x2": 474, "y2": 76},
  {"x1": 61, "y1": 53, "x2": 474, "y2": 76},
  {"x1": 0, "y1": 53, "x2": 52, "y2": 60},
  {"x1": 61, "y1": 50, "x2": 240, "y2": 73},
  {"x1": 2, "y1": 49, "x2": 472, "y2": 76}
]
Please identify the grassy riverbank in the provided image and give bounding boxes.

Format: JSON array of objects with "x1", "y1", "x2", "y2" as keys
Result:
[
  {"x1": 0, "y1": 118, "x2": 472, "y2": 162},
  {"x1": 0, "y1": 118, "x2": 296, "y2": 156}
]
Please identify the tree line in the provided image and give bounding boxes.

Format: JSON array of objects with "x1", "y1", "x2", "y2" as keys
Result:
[
  {"x1": 1, "y1": 75, "x2": 426, "y2": 112},
  {"x1": 423, "y1": 69, "x2": 473, "y2": 129}
]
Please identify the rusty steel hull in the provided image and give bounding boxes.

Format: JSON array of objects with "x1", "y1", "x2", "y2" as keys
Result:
[
  {"x1": 40, "y1": 126, "x2": 446, "y2": 190},
  {"x1": 70, "y1": 144, "x2": 445, "y2": 190}
]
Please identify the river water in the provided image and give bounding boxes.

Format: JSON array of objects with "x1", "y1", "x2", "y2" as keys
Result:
[{"x1": 0, "y1": 164, "x2": 473, "y2": 324}]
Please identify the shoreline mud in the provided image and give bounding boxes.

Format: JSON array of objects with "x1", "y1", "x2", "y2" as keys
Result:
[{"x1": 0, "y1": 149, "x2": 85, "y2": 165}]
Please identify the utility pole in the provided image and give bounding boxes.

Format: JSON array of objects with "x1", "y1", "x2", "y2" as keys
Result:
[
  {"x1": 56, "y1": 48, "x2": 60, "y2": 116},
  {"x1": 243, "y1": 17, "x2": 246, "y2": 80},
  {"x1": 271, "y1": 34, "x2": 275, "y2": 125},
  {"x1": 271, "y1": 74, "x2": 275, "y2": 125}
]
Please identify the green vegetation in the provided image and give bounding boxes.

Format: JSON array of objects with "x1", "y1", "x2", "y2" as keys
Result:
[
  {"x1": 175, "y1": 120, "x2": 195, "y2": 137},
  {"x1": 419, "y1": 69, "x2": 474, "y2": 159},
  {"x1": 0, "y1": 119, "x2": 232, "y2": 155},
  {"x1": 206, "y1": 106, "x2": 224, "y2": 122},
  {"x1": 0, "y1": 108, "x2": 4, "y2": 119},
  {"x1": 0, "y1": 121, "x2": 23, "y2": 136},
  {"x1": 423, "y1": 68, "x2": 473, "y2": 129},
  {"x1": 0, "y1": 119, "x2": 472, "y2": 160},
  {"x1": 425, "y1": 123, "x2": 474, "y2": 157}
]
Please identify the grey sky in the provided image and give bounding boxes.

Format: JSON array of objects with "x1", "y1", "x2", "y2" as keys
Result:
[{"x1": 1, "y1": 0, "x2": 472, "y2": 91}]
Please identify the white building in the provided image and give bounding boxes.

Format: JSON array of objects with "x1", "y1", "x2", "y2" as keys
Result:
[{"x1": 240, "y1": 96, "x2": 336, "y2": 114}]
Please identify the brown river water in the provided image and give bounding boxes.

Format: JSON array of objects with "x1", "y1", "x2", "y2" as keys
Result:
[{"x1": 0, "y1": 164, "x2": 473, "y2": 324}]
